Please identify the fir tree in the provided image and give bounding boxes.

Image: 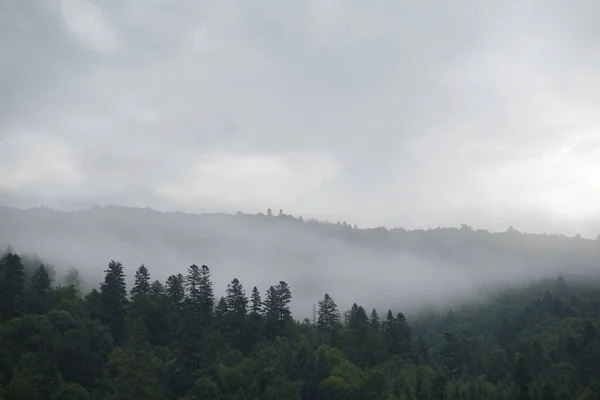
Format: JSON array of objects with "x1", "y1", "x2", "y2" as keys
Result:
[
  {"x1": 226, "y1": 278, "x2": 249, "y2": 349},
  {"x1": 185, "y1": 264, "x2": 201, "y2": 309},
  {"x1": 0, "y1": 252, "x2": 25, "y2": 320},
  {"x1": 251, "y1": 286, "x2": 262, "y2": 316},
  {"x1": 28, "y1": 264, "x2": 52, "y2": 314},
  {"x1": 369, "y1": 308, "x2": 381, "y2": 332},
  {"x1": 130, "y1": 264, "x2": 151, "y2": 300},
  {"x1": 166, "y1": 273, "x2": 185, "y2": 310},
  {"x1": 100, "y1": 260, "x2": 128, "y2": 344},
  {"x1": 317, "y1": 293, "x2": 341, "y2": 333},
  {"x1": 198, "y1": 265, "x2": 214, "y2": 316},
  {"x1": 263, "y1": 281, "x2": 292, "y2": 338}
]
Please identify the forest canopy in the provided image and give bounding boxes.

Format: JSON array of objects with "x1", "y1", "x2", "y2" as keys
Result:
[{"x1": 0, "y1": 248, "x2": 600, "y2": 400}]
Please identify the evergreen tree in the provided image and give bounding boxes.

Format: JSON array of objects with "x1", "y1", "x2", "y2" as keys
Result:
[
  {"x1": 0, "y1": 251, "x2": 25, "y2": 320},
  {"x1": 396, "y1": 312, "x2": 412, "y2": 356},
  {"x1": 369, "y1": 308, "x2": 381, "y2": 331},
  {"x1": 383, "y1": 310, "x2": 400, "y2": 356},
  {"x1": 263, "y1": 281, "x2": 292, "y2": 338},
  {"x1": 198, "y1": 264, "x2": 214, "y2": 316},
  {"x1": 185, "y1": 264, "x2": 202, "y2": 309},
  {"x1": 251, "y1": 286, "x2": 263, "y2": 316},
  {"x1": 149, "y1": 280, "x2": 164, "y2": 298},
  {"x1": 226, "y1": 278, "x2": 249, "y2": 317},
  {"x1": 317, "y1": 294, "x2": 341, "y2": 333},
  {"x1": 29, "y1": 264, "x2": 52, "y2": 314},
  {"x1": 166, "y1": 273, "x2": 185, "y2": 310},
  {"x1": 100, "y1": 260, "x2": 128, "y2": 344},
  {"x1": 226, "y1": 278, "x2": 249, "y2": 349},
  {"x1": 130, "y1": 264, "x2": 151, "y2": 300}
]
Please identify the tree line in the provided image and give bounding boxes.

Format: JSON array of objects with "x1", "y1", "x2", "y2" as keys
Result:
[{"x1": 1, "y1": 249, "x2": 600, "y2": 399}]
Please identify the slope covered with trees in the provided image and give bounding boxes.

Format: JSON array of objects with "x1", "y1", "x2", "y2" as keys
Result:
[
  {"x1": 2, "y1": 205, "x2": 600, "y2": 317},
  {"x1": 1, "y1": 249, "x2": 600, "y2": 400}
]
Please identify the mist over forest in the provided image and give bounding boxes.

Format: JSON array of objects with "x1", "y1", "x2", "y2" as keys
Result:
[{"x1": 2, "y1": 204, "x2": 599, "y2": 318}]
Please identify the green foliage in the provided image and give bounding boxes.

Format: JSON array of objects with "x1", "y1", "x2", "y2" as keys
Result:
[
  {"x1": 0, "y1": 250, "x2": 600, "y2": 400},
  {"x1": 0, "y1": 253, "x2": 25, "y2": 320}
]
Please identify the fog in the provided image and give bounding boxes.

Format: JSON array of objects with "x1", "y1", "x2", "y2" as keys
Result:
[{"x1": 2, "y1": 205, "x2": 598, "y2": 318}]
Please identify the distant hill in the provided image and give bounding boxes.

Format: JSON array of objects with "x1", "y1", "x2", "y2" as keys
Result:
[{"x1": 1, "y1": 205, "x2": 599, "y2": 316}]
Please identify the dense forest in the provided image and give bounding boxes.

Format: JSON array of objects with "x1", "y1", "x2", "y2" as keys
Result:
[{"x1": 1, "y1": 248, "x2": 600, "y2": 399}]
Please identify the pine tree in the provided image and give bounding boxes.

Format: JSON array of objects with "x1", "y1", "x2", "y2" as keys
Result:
[
  {"x1": 347, "y1": 303, "x2": 368, "y2": 329},
  {"x1": 317, "y1": 294, "x2": 341, "y2": 333},
  {"x1": 263, "y1": 281, "x2": 292, "y2": 338},
  {"x1": 383, "y1": 310, "x2": 400, "y2": 356},
  {"x1": 215, "y1": 296, "x2": 229, "y2": 328},
  {"x1": 396, "y1": 312, "x2": 412, "y2": 356},
  {"x1": 149, "y1": 280, "x2": 164, "y2": 298},
  {"x1": 28, "y1": 264, "x2": 52, "y2": 314},
  {"x1": 185, "y1": 264, "x2": 201, "y2": 309},
  {"x1": 226, "y1": 278, "x2": 248, "y2": 317},
  {"x1": 226, "y1": 278, "x2": 249, "y2": 349},
  {"x1": 0, "y1": 252, "x2": 25, "y2": 320},
  {"x1": 130, "y1": 264, "x2": 151, "y2": 300},
  {"x1": 198, "y1": 265, "x2": 214, "y2": 316},
  {"x1": 369, "y1": 308, "x2": 381, "y2": 332},
  {"x1": 251, "y1": 286, "x2": 262, "y2": 316},
  {"x1": 166, "y1": 273, "x2": 185, "y2": 310},
  {"x1": 100, "y1": 260, "x2": 128, "y2": 344}
]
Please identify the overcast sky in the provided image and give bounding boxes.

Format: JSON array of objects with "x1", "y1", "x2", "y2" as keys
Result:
[{"x1": 2, "y1": 0, "x2": 600, "y2": 236}]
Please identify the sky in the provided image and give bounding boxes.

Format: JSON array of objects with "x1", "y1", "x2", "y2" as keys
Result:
[{"x1": 2, "y1": 0, "x2": 600, "y2": 236}]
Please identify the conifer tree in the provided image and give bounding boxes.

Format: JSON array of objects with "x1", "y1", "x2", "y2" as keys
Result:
[
  {"x1": 29, "y1": 264, "x2": 52, "y2": 314},
  {"x1": 226, "y1": 278, "x2": 249, "y2": 349},
  {"x1": 166, "y1": 273, "x2": 185, "y2": 310},
  {"x1": 263, "y1": 281, "x2": 292, "y2": 338},
  {"x1": 0, "y1": 252, "x2": 25, "y2": 320},
  {"x1": 383, "y1": 310, "x2": 400, "y2": 356},
  {"x1": 149, "y1": 280, "x2": 164, "y2": 298},
  {"x1": 130, "y1": 264, "x2": 151, "y2": 300},
  {"x1": 369, "y1": 308, "x2": 381, "y2": 332},
  {"x1": 185, "y1": 264, "x2": 201, "y2": 308},
  {"x1": 100, "y1": 260, "x2": 128, "y2": 344},
  {"x1": 198, "y1": 265, "x2": 214, "y2": 316},
  {"x1": 317, "y1": 293, "x2": 341, "y2": 333},
  {"x1": 250, "y1": 286, "x2": 262, "y2": 316}
]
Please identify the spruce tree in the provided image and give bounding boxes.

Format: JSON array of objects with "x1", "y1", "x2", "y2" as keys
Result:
[
  {"x1": 29, "y1": 264, "x2": 52, "y2": 314},
  {"x1": 250, "y1": 286, "x2": 262, "y2": 316},
  {"x1": 198, "y1": 265, "x2": 214, "y2": 316},
  {"x1": 383, "y1": 310, "x2": 400, "y2": 356},
  {"x1": 130, "y1": 264, "x2": 151, "y2": 300},
  {"x1": 369, "y1": 308, "x2": 381, "y2": 332},
  {"x1": 149, "y1": 280, "x2": 164, "y2": 298},
  {"x1": 263, "y1": 281, "x2": 292, "y2": 338},
  {"x1": 185, "y1": 264, "x2": 201, "y2": 309},
  {"x1": 0, "y1": 252, "x2": 25, "y2": 320},
  {"x1": 226, "y1": 278, "x2": 249, "y2": 349},
  {"x1": 166, "y1": 273, "x2": 185, "y2": 310},
  {"x1": 100, "y1": 260, "x2": 128, "y2": 344},
  {"x1": 317, "y1": 294, "x2": 341, "y2": 333}
]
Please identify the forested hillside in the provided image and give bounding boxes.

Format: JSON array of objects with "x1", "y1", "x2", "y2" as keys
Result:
[
  {"x1": 1, "y1": 249, "x2": 600, "y2": 399},
  {"x1": 2, "y1": 205, "x2": 600, "y2": 316}
]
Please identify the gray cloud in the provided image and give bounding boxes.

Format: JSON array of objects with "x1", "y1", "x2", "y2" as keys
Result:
[{"x1": 2, "y1": 0, "x2": 600, "y2": 236}]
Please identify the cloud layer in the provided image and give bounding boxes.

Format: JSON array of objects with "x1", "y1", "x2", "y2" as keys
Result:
[{"x1": 2, "y1": 0, "x2": 600, "y2": 235}]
